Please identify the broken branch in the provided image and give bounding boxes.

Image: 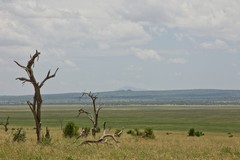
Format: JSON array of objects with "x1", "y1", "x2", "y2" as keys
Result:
[
  {"x1": 39, "y1": 68, "x2": 59, "y2": 88},
  {"x1": 80, "y1": 122, "x2": 120, "y2": 145}
]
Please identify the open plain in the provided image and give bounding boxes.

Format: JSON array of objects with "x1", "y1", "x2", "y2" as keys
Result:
[{"x1": 0, "y1": 105, "x2": 240, "y2": 159}]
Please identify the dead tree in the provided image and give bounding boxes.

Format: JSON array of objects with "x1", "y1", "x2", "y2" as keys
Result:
[
  {"x1": 0, "y1": 116, "x2": 10, "y2": 132},
  {"x1": 80, "y1": 122, "x2": 120, "y2": 145},
  {"x1": 14, "y1": 50, "x2": 58, "y2": 142},
  {"x1": 77, "y1": 92, "x2": 102, "y2": 137}
]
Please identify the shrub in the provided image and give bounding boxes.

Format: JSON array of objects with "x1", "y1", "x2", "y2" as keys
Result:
[
  {"x1": 195, "y1": 131, "x2": 204, "y2": 137},
  {"x1": 13, "y1": 128, "x2": 26, "y2": 142},
  {"x1": 127, "y1": 128, "x2": 155, "y2": 139},
  {"x1": 134, "y1": 128, "x2": 143, "y2": 136},
  {"x1": 143, "y1": 128, "x2": 155, "y2": 139},
  {"x1": 63, "y1": 121, "x2": 79, "y2": 138},
  {"x1": 188, "y1": 128, "x2": 195, "y2": 136},
  {"x1": 188, "y1": 128, "x2": 204, "y2": 137}
]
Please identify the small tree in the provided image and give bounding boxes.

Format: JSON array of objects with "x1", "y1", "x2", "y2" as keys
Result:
[
  {"x1": 77, "y1": 92, "x2": 102, "y2": 137},
  {"x1": 15, "y1": 50, "x2": 59, "y2": 142},
  {"x1": 0, "y1": 116, "x2": 10, "y2": 132}
]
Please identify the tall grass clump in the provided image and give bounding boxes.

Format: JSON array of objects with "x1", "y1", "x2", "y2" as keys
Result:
[{"x1": 12, "y1": 128, "x2": 26, "y2": 142}]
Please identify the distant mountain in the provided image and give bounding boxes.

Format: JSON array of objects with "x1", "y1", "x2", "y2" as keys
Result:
[
  {"x1": 1, "y1": 89, "x2": 240, "y2": 105},
  {"x1": 117, "y1": 86, "x2": 146, "y2": 91}
]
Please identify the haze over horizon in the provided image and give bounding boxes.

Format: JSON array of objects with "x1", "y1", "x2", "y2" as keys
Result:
[{"x1": 1, "y1": 0, "x2": 240, "y2": 95}]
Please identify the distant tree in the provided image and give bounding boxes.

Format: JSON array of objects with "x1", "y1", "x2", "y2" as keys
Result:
[
  {"x1": 77, "y1": 92, "x2": 102, "y2": 137},
  {"x1": 14, "y1": 50, "x2": 59, "y2": 143}
]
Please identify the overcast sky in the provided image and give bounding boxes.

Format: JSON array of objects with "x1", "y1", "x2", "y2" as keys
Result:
[{"x1": 1, "y1": 0, "x2": 240, "y2": 95}]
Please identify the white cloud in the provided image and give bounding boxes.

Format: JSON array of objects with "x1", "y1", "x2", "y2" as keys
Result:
[
  {"x1": 126, "y1": 65, "x2": 143, "y2": 72},
  {"x1": 64, "y1": 59, "x2": 76, "y2": 67},
  {"x1": 200, "y1": 39, "x2": 228, "y2": 50},
  {"x1": 131, "y1": 47, "x2": 162, "y2": 61},
  {"x1": 119, "y1": 0, "x2": 240, "y2": 41},
  {"x1": 168, "y1": 58, "x2": 187, "y2": 64}
]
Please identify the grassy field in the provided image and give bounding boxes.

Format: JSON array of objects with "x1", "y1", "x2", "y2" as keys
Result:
[
  {"x1": 1, "y1": 105, "x2": 240, "y2": 159},
  {"x1": 1, "y1": 105, "x2": 240, "y2": 132},
  {"x1": 1, "y1": 129, "x2": 240, "y2": 159}
]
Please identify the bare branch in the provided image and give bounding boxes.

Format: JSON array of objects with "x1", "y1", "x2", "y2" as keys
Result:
[
  {"x1": 77, "y1": 108, "x2": 95, "y2": 125},
  {"x1": 96, "y1": 106, "x2": 102, "y2": 115},
  {"x1": 27, "y1": 101, "x2": 34, "y2": 112},
  {"x1": 82, "y1": 92, "x2": 98, "y2": 100},
  {"x1": 39, "y1": 68, "x2": 59, "y2": 88},
  {"x1": 16, "y1": 77, "x2": 32, "y2": 85},
  {"x1": 115, "y1": 128, "x2": 124, "y2": 137},
  {"x1": 14, "y1": 61, "x2": 27, "y2": 70}
]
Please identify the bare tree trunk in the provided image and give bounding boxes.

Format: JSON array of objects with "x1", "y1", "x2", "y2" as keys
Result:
[
  {"x1": 78, "y1": 92, "x2": 102, "y2": 137},
  {"x1": 15, "y1": 50, "x2": 58, "y2": 143}
]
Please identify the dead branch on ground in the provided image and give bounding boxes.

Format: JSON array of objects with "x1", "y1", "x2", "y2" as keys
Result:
[{"x1": 79, "y1": 122, "x2": 122, "y2": 145}]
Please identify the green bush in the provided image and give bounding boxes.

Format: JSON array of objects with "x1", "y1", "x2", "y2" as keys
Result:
[
  {"x1": 13, "y1": 128, "x2": 26, "y2": 142},
  {"x1": 195, "y1": 131, "x2": 204, "y2": 137},
  {"x1": 188, "y1": 128, "x2": 204, "y2": 137},
  {"x1": 143, "y1": 128, "x2": 155, "y2": 139},
  {"x1": 188, "y1": 128, "x2": 195, "y2": 136},
  {"x1": 127, "y1": 128, "x2": 155, "y2": 139},
  {"x1": 134, "y1": 128, "x2": 143, "y2": 136},
  {"x1": 63, "y1": 122, "x2": 79, "y2": 138}
]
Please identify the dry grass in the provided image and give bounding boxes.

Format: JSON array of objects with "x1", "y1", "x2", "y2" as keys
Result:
[{"x1": 1, "y1": 128, "x2": 240, "y2": 160}]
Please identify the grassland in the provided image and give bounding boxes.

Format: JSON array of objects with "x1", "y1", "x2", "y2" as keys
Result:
[
  {"x1": 1, "y1": 105, "x2": 240, "y2": 159},
  {"x1": 1, "y1": 105, "x2": 240, "y2": 132}
]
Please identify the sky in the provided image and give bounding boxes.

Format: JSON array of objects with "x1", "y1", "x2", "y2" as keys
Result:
[{"x1": 1, "y1": 0, "x2": 240, "y2": 95}]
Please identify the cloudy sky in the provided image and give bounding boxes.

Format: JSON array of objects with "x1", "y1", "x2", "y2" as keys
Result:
[{"x1": 1, "y1": 0, "x2": 240, "y2": 95}]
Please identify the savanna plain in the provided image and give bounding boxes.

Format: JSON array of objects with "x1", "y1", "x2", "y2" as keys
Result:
[{"x1": 1, "y1": 105, "x2": 240, "y2": 160}]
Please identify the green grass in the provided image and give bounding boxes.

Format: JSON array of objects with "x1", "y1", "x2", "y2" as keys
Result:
[{"x1": 1, "y1": 105, "x2": 240, "y2": 133}]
